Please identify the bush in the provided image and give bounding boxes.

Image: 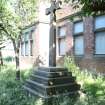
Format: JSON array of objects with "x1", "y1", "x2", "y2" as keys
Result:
[
  {"x1": 0, "y1": 65, "x2": 36, "y2": 105},
  {"x1": 3, "y1": 56, "x2": 15, "y2": 62},
  {"x1": 64, "y1": 56, "x2": 105, "y2": 105},
  {"x1": 0, "y1": 58, "x2": 105, "y2": 105}
]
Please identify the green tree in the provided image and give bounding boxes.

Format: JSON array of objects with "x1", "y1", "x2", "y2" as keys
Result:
[
  {"x1": 0, "y1": 0, "x2": 37, "y2": 79},
  {"x1": 64, "y1": 0, "x2": 105, "y2": 15},
  {"x1": 0, "y1": 31, "x2": 6, "y2": 66}
]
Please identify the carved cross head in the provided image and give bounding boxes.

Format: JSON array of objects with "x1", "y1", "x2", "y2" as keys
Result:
[{"x1": 46, "y1": 0, "x2": 62, "y2": 15}]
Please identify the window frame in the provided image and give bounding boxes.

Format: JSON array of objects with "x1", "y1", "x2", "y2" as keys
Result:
[
  {"x1": 29, "y1": 29, "x2": 34, "y2": 56},
  {"x1": 24, "y1": 32, "x2": 29, "y2": 41},
  {"x1": 30, "y1": 40, "x2": 33, "y2": 56},
  {"x1": 94, "y1": 15, "x2": 105, "y2": 55},
  {"x1": 21, "y1": 42, "x2": 24, "y2": 56},
  {"x1": 73, "y1": 20, "x2": 84, "y2": 56},
  {"x1": 94, "y1": 15, "x2": 105, "y2": 30},
  {"x1": 57, "y1": 25, "x2": 66, "y2": 56},
  {"x1": 21, "y1": 28, "x2": 34, "y2": 57},
  {"x1": 73, "y1": 21, "x2": 84, "y2": 35},
  {"x1": 25, "y1": 41, "x2": 29, "y2": 56},
  {"x1": 30, "y1": 29, "x2": 34, "y2": 40},
  {"x1": 58, "y1": 38, "x2": 66, "y2": 56}
]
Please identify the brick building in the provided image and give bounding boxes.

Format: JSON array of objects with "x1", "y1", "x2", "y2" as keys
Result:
[
  {"x1": 20, "y1": 3, "x2": 105, "y2": 73},
  {"x1": 20, "y1": 1, "x2": 50, "y2": 69}
]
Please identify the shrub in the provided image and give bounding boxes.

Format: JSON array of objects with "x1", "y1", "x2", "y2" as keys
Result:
[
  {"x1": 0, "y1": 65, "x2": 36, "y2": 105},
  {"x1": 0, "y1": 58, "x2": 105, "y2": 105},
  {"x1": 3, "y1": 56, "x2": 15, "y2": 62},
  {"x1": 64, "y1": 56, "x2": 105, "y2": 105}
]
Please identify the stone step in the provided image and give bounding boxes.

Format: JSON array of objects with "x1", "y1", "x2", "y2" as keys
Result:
[
  {"x1": 37, "y1": 67, "x2": 68, "y2": 72},
  {"x1": 30, "y1": 74, "x2": 76, "y2": 86},
  {"x1": 26, "y1": 79, "x2": 80, "y2": 96},
  {"x1": 46, "y1": 84, "x2": 80, "y2": 96},
  {"x1": 34, "y1": 70, "x2": 72, "y2": 78},
  {"x1": 24, "y1": 67, "x2": 80, "y2": 98},
  {"x1": 23, "y1": 85, "x2": 79, "y2": 99},
  {"x1": 25, "y1": 82, "x2": 46, "y2": 96},
  {"x1": 23, "y1": 86, "x2": 46, "y2": 98}
]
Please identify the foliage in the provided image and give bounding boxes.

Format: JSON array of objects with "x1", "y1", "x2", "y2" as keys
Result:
[
  {"x1": 1, "y1": 60, "x2": 105, "y2": 105},
  {"x1": 0, "y1": 0, "x2": 38, "y2": 43},
  {"x1": 64, "y1": 0, "x2": 105, "y2": 16},
  {"x1": 3, "y1": 56, "x2": 15, "y2": 62},
  {"x1": 64, "y1": 56, "x2": 105, "y2": 105},
  {"x1": 0, "y1": 0, "x2": 38, "y2": 79},
  {"x1": 0, "y1": 64, "x2": 37, "y2": 105}
]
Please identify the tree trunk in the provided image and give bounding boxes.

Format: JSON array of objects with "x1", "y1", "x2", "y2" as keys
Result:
[
  {"x1": 1, "y1": 26, "x2": 21, "y2": 79},
  {"x1": 12, "y1": 40, "x2": 20, "y2": 80},
  {"x1": 0, "y1": 49, "x2": 3, "y2": 66},
  {"x1": 15, "y1": 49, "x2": 20, "y2": 80}
]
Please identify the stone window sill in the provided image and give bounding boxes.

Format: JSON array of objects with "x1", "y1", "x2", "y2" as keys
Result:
[{"x1": 94, "y1": 54, "x2": 105, "y2": 58}]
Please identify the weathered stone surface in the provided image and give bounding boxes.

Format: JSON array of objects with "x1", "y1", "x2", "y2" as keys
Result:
[
  {"x1": 23, "y1": 1, "x2": 80, "y2": 99},
  {"x1": 23, "y1": 67, "x2": 80, "y2": 98}
]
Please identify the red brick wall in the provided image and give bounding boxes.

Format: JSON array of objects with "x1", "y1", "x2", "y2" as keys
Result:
[
  {"x1": 66, "y1": 21, "x2": 73, "y2": 55},
  {"x1": 57, "y1": 16, "x2": 105, "y2": 73},
  {"x1": 84, "y1": 17, "x2": 94, "y2": 58},
  {"x1": 19, "y1": 4, "x2": 105, "y2": 72},
  {"x1": 19, "y1": 23, "x2": 40, "y2": 69}
]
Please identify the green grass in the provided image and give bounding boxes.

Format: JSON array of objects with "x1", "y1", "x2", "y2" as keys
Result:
[
  {"x1": 0, "y1": 64, "x2": 37, "y2": 105},
  {"x1": 0, "y1": 58, "x2": 105, "y2": 105},
  {"x1": 64, "y1": 56, "x2": 105, "y2": 105}
]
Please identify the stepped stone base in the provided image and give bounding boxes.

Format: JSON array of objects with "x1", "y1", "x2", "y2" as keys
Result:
[{"x1": 23, "y1": 67, "x2": 80, "y2": 99}]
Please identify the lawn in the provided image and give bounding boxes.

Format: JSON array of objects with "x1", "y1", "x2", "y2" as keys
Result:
[
  {"x1": 0, "y1": 59, "x2": 105, "y2": 105},
  {"x1": 0, "y1": 64, "x2": 36, "y2": 105}
]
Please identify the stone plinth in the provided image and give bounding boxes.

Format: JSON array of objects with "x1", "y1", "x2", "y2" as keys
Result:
[{"x1": 23, "y1": 67, "x2": 80, "y2": 99}]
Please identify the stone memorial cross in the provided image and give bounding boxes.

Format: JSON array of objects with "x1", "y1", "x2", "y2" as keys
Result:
[
  {"x1": 46, "y1": 0, "x2": 61, "y2": 66},
  {"x1": 23, "y1": 1, "x2": 80, "y2": 102}
]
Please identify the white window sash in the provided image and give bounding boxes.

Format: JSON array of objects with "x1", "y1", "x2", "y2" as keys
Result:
[
  {"x1": 25, "y1": 32, "x2": 29, "y2": 41},
  {"x1": 30, "y1": 41, "x2": 33, "y2": 56},
  {"x1": 95, "y1": 32, "x2": 105, "y2": 54},
  {"x1": 95, "y1": 15, "x2": 105, "y2": 30},
  {"x1": 59, "y1": 39, "x2": 66, "y2": 55},
  {"x1": 74, "y1": 36, "x2": 84, "y2": 55},
  {"x1": 21, "y1": 43, "x2": 24, "y2": 56},
  {"x1": 74, "y1": 21, "x2": 83, "y2": 34},
  {"x1": 59, "y1": 27, "x2": 66, "y2": 37},
  {"x1": 25, "y1": 42, "x2": 29, "y2": 56}
]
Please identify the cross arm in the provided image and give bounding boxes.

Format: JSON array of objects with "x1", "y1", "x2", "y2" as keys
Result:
[
  {"x1": 46, "y1": 8, "x2": 51, "y2": 15},
  {"x1": 45, "y1": 0, "x2": 62, "y2": 15},
  {"x1": 56, "y1": 1, "x2": 62, "y2": 10}
]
